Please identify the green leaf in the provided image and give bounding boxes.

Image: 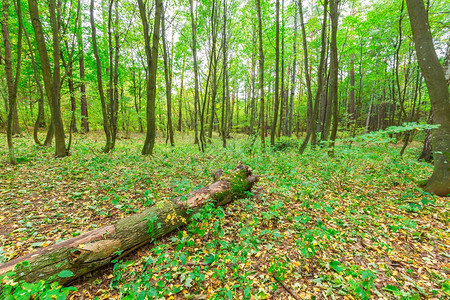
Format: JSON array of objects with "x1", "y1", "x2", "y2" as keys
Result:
[
  {"x1": 329, "y1": 261, "x2": 343, "y2": 272},
  {"x1": 204, "y1": 254, "x2": 215, "y2": 264},
  {"x1": 57, "y1": 270, "x2": 74, "y2": 278},
  {"x1": 383, "y1": 284, "x2": 400, "y2": 293}
]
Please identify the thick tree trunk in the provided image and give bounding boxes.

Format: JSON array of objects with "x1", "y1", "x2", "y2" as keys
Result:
[
  {"x1": 29, "y1": 0, "x2": 67, "y2": 157},
  {"x1": 0, "y1": 164, "x2": 258, "y2": 285},
  {"x1": 406, "y1": 0, "x2": 450, "y2": 196},
  {"x1": 419, "y1": 112, "x2": 433, "y2": 163}
]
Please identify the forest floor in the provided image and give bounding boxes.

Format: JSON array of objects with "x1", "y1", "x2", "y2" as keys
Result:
[{"x1": 0, "y1": 132, "x2": 449, "y2": 299}]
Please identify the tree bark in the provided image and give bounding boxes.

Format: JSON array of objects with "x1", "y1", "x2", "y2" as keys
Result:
[
  {"x1": 28, "y1": 0, "x2": 67, "y2": 157},
  {"x1": 297, "y1": 0, "x2": 313, "y2": 139},
  {"x1": 299, "y1": 0, "x2": 328, "y2": 154},
  {"x1": 329, "y1": 0, "x2": 340, "y2": 152},
  {"x1": 406, "y1": 0, "x2": 450, "y2": 196},
  {"x1": 0, "y1": 164, "x2": 258, "y2": 285},
  {"x1": 140, "y1": 0, "x2": 162, "y2": 155},
  {"x1": 189, "y1": 0, "x2": 200, "y2": 147},
  {"x1": 22, "y1": 15, "x2": 45, "y2": 145},
  {"x1": 419, "y1": 112, "x2": 433, "y2": 163},
  {"x1": 287, "y1": 11, "x2": 298, "y2": 137},
  {"x1": 270, "y1": 0, "x2": 280, "y2": 146},
  {"x1": 90, "y1": 0, "x2": 112, "y2": 152},
  {"x1": 256, "y1": 0, "x2": 265, "y2": 150},
  {"x1": 178, "y1": 57, "x2": 185, "y2": 132},
  {"x1": 161, "y1": 5, "x2": 174, "y2": 147},
  {"x1": 77, "y1": 9, "x2": 89, "y2": 133},
  {"x1": 1, "y1": 0, "x2": 22, "y2": 164}
]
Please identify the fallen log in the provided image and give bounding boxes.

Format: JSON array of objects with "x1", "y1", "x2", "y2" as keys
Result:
[{"x1": 0, "y1": 164, "x2": 258, "y2": 285}]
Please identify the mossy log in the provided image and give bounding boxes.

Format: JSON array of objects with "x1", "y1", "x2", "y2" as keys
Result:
[{"x1": 0, "y1": 164, "x2": 258, "y2": 285}]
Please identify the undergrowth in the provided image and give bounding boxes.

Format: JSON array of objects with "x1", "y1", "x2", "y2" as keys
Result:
[{"x1": 0, "y1": 132, "x2": 448, "y2": 299}]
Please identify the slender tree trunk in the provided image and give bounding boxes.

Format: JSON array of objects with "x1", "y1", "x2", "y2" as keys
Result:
[
  {"x1": 161, "y1": 6, "x2": 174, "y2": 147},
  {"x1": 178, "y1": 57, "x2": 185, "y2": 132},
  {"x1": 406, "y1": 0, "x2": 450, "y2": 196},
  {"x1": 299, "y1": 0, "x2": 328, "y2": 154},
  {"x1": 279, "y1": 0, "x2": 286, "y2": 137},
  {"x1": 349, "y1": 55, "x2": 355, "y2": 126},
  {"x1": 270, "y1": 0, "x2": 280, "y2": 146},
  {"x1": 140, "y1": 0, "x2": 162, "y2": 155},
  {"x1": 107, "y1": 0, "x2": 119, "y2": 150},
  {"x1": 189, "y1": 0, "x2": 200, "y2": 146},
  {"x1": 112, "y1": 0, "x2": 119, "y2": 148},
  {"x1": 77, "y1": 10, "x2": 89, "y2": 133},
  {"x1": 395, "y1": 0, "x2": 405, "y2": 124},
  {"x1": 287, "y1": 12, "x2": 298, "y2": 137},
  {"x1": 256, "y1": 0, "x2": 265, "y2": 150},
  {"x1": 10, "y1": 0, "x2": 21, "y2": 138},
  {"x1": 90, "y1": 0, "x2": 112, "y2": 152},
  {"x1": 23, "y1": 24, "x2": 45, "y2": 145},
  {"x1": 221, "y1": 0, "x2": 230, "y2": 148},
  {"x1": 208, "y1": 0, "x2": 218, "y2": 140},
  {"x1": 2, "y1": 0, "x2": 23, "y2": 164},
  {"x1": 297, "y1": 0, "x2": 313, "y2": 139}
]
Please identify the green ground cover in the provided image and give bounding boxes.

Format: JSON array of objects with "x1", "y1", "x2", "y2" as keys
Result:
[{"x1": 0, "y1": 133, "x2": 448, "y2": 299}]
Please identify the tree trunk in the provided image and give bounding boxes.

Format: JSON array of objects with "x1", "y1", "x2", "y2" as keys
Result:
[
  {"x1": 77, "y1": 10, "x2": 89, "y2": 133},
  {"x1": 221, "y1": 0, "x2": 230, "y2": 148},
  {"x1": 161, "y1": 6, "x2": 174, "y2": 147},
  {"x1": 256, "y1": 0, "x2": 265, "y2": 150},
  {"x1": 419, "y1": 112, "x2": 433, "y2": 163},
  {"x1": 406, "y1": 0, "x2": 450, "y2": 196},
  {"x1": 270, "y1": 0, "x2": 280, "y2": 146},
  {"x1": 328, "y1": 0, "x2": 340, "y2": 152},
  {"x1": 1, "y1": 0, "x2": 23, "y2": 164},
  {"x1": 287, "y1": 11, "x2": 298, "y2": 137},
  {"x1": 90, "y1": 0, "x2": 111, "y2": 151},
  {"x1": 140, "y1": 0, "x2": 162, "y2": 156},
  {"x1": 189, "y1": 0, "x2": 200, "y2": 147},
  {"x1": 0, "y1": 164, "x2": 258, "y2": 285},
  {"x1": 22, "y1": 15, "x2": 45, "y2": 145},
  {"x1": 178, "y1": 57, "x2": 185, "y2": 132},
  {"x1": 297, "y1": 0, "x2": 313, "y2": 139},
  {"x1": 29, "y1": 0, "x2": 67, "y2": 157},
  {"x1": 299, "y1": 0, "x2": 328, "y2": 154}
]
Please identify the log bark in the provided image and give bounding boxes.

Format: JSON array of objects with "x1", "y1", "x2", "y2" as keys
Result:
[{"x1": 0, "y1": 164, "x2": 258, "y2": 285}]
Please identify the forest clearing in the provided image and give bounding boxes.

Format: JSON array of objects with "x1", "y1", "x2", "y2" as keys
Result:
[{"x1": 1, "y1": 0, "x2": 449, "y2": 298}]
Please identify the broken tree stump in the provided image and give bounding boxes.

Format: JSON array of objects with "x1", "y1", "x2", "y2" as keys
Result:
[{"x1": 0, "y1": 164, "x2": 258, "y2": 285}]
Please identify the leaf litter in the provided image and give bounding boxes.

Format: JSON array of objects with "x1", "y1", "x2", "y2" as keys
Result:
[{"x1": 0, "y1": 133, "x2": 449, "y2": 299}]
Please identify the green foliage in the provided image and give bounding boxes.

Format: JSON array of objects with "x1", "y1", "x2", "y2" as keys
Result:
[
  {"x1": 346, "y1": 123, "x2": 440, "y2": 145},
  {"x1": 0, "y1": 133, "x2": 448, "y2": 299},
  {"x1": 0, "y1": 269, "x2": 76, "y2": 300}
]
